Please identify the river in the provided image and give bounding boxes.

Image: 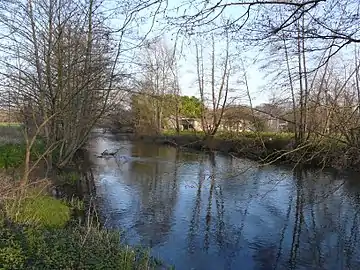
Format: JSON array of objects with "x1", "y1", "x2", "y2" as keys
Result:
[{"x1": 88, "y1": 130, "x2": 360, "y2": 270}]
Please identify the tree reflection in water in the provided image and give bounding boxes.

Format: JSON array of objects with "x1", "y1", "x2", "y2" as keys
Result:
[
  {"x1": 128, "y1": 143, "x2": 180, "y2": 247},
  {"x1": 91, "y1": 136, "x2": 360, "y2": 270}
]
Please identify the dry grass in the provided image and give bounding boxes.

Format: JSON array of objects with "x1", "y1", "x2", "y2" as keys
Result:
[
  {"x1": 0, "y1": 172, "x2": 16, "y2": 201},
  {"x1": 0, "y1": 170, "x2": 50, "y2": 206},
  {"x1": 0, "y1": 125, "x2": 23, "y2": 144}
]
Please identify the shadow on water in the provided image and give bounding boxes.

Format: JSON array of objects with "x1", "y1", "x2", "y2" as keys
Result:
[{"x1": 88, "y1": 130, "x2": 360, "y2": 270}]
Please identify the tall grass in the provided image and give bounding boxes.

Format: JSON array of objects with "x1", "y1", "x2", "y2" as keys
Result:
[{"x1": 162, "y1": 129, "x2": 205, "y2": 137}]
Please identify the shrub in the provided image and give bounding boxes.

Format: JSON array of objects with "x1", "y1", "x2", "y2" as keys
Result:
[{"x1": 0, "y1": 221, "x2": 161, "y2": 270}]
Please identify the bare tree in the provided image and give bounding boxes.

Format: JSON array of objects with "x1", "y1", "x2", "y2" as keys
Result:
[
  {"x1": 133, "y1": 37, "x2": 179, "y2": 134},
  {"x1": 0, "y1": 0, "x2": 165, "y2": 180},
  {"x1": 195, "y1": 32, "x2": 232, "y2": 136}
]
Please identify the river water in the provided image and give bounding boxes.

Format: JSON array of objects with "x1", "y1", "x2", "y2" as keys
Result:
[{"x1": 88, "y1": 130, "x2": 360, "y2": 270}]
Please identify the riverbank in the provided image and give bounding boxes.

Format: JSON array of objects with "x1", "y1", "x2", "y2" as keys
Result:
[
  {"x1": 130, "y1": 131, "x2": 359, "y2": 171},
  {"x1": 0, "y1": 138, "x2": 167, "y2": 269},
  {"x1": 93, "y1": 130, "x2": 360, "y2": 270}
]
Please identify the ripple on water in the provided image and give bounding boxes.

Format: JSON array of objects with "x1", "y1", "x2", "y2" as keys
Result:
[{"x1": 90, "y1": 136, "x2": 360, "y2": 270}]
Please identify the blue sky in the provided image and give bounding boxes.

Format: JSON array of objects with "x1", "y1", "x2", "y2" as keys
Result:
[
  {"x1": 167, "y1": 35, "x2": 268, "y2": 106},
  {"x1": 106, "y1": 0, "x2": 271, "y2": 107}
]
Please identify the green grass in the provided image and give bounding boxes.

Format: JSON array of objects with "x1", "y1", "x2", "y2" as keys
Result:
[
  {"x1": 162, "y1": 129, "x2": 205, "y2": 137},
  {"x1": 162, "y1": 129, "x2": 295, "y2": 140},
  {"x1": 0, "y1": 143, "x2": 27, "y2": 169},
  {"x1": 0, "y1": 187, "x2": 169, "y2": 269},
  {"x1": 0, "y1": 141, "x2": 47, "y2": 169},
  {"x1": 0, "y1": 122, "x2": 22, "y2": 127},
  {"x1": 216, "y1": 131, "x2": 295, "y2": 140},
  {"x1": 0, "y1": 221, "x2": 162, "y2": 270},
  {"x1": 4, "y1": 193, "x2": 71, "y2": 228}
]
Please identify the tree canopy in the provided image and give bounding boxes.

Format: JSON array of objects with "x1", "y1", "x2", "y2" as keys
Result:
[{"x1": 179, "y1": 96, "x2": 203, "y2": 118}]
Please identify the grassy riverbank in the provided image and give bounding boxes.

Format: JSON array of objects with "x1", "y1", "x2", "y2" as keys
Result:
[
  {"x1": 0, "y1": 134, "x2": 167, "y2": 269},
  {"x1": 136, "y1": 130, "x2": 355, "y2": 170}
]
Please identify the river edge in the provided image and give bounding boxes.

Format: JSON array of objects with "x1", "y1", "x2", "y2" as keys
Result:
[
  {"x1": 93, "y1": 130, "x2": 360, "y2": 270},
  {"x1": 0, "y1": 141, "x2": 169, "y2": 269},
  {"x1": 118, "y1": 132, "x2": 360, "y2": 172}
]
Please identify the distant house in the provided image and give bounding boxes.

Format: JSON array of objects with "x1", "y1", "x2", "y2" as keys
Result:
[
  {"x1": 165, "y1": 116, "x2": 203, "y2": 131},
  {"x1": 255, "y1": 103, "x2": 290, "y2": 132},
  {"x1": 220, "y1": 106, "x2": 254, "y2": 132},
  {"x1": 180, "y1": 118, "x2": 202, "y2": 131},
  {"x1": 165, "y1": 106, "x2": 256, "y2": 133},
  {"x1": 261, "y1": 116, "x2": 289, "y2": 132}
]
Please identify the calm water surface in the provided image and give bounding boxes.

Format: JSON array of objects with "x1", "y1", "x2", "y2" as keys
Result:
[{"x1": 88, "y1": 131, "x2": 360, "y2": 270}]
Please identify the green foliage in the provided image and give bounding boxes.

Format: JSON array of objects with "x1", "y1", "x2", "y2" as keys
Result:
[
  {"x1": 4, "y1": 193, "x2": 71, "y2": 228},
  {"x1": 179, "y1": 96, "x2": 203, "y2": 118},
  {"x1": 162, "y1": 129, "x2": 205, "y2": 137},
  {"x1": 57, "y1": 170, "x2": 81, "y2": 185},
  {"x1": 0, "y1": 221, "x2": 164, "y2": 270},
  {"x1": 0, "y1": 141, "x2": 49, "y2": 169},
  {"x1": 163, "y1": 130, "x2": 294, "y2": 141},
  {"x1": 216, "y1": 131, "x2": 295, "y2": 141},
  {"x1": 0, "y1": 122, "x2": 22, "y2": 127},
  {"x1": 0, "y1": 144, "x2": 26, "y2": 169}
]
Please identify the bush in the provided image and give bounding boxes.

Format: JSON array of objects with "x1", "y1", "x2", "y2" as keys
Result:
[{"x1": 0, "y1": 221, "x2": 159, "y2": 270}]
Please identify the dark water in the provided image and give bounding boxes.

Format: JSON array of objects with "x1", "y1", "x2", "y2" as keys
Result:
[{"x1": 89, "y1": 130, "x2": 360, "y2": 270}]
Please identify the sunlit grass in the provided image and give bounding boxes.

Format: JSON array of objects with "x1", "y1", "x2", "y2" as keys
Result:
[
  {"x1": 0, "y1": 220, "x2": 165, "y2": 269},
  {"x1": 162, "y1": 129, "x2": 295, "y2": 140},
  {"x1": 0, "y1": 181, "x2": 170, "y2": 269},
  {"x1": 216, "y1": 131, "x2": 295, "y2": 140},
  {"x1": 4, "y1": 192, "x2": 71, "y2": 228},
  {"x1": 0, "y1": 141, "x2": 172, "y2": 270},
  {"x1": 162, "y1": 129, "x2": 205, "y2": 137},
  {"x1": 0, "y1": 122, "x2": 22, "y2": 127}
]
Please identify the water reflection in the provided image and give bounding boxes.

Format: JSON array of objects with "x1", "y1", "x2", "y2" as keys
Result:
[
  {"x1": 89, "y1": 132, "x2": 360, "y2": 270},
  {"x1": 127, "y1": 142, "x2": 179, "y2": 247}
]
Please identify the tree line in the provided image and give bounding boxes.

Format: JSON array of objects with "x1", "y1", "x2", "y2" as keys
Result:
[{"x1": 0, "y1": 0, "x2": 359, "y2": 178}]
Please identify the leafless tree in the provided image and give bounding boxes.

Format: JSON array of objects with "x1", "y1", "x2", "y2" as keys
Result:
[
  {"x1": 0, "y1": 0, "x2": 165, "y2": 182},
  {"x1": 195, "y1": 32, "x2": 232, "y2": 136},
  {"x1": 132, "y1": 37, "x2": 180, "y2": 134}
]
